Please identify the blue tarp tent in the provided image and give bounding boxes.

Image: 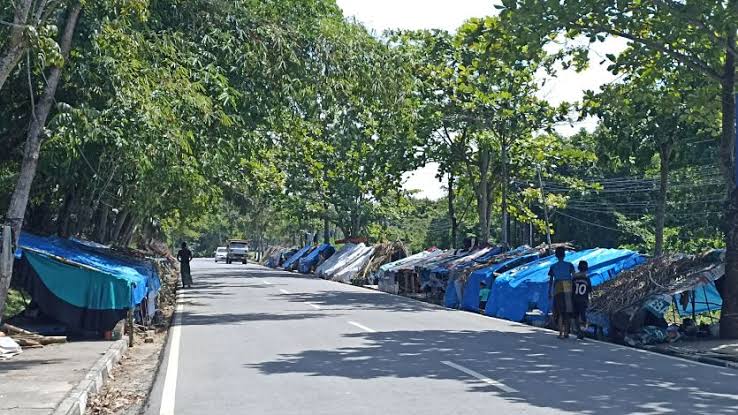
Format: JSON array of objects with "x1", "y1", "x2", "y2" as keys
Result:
[
  {"x1": 441, "y1": 247, "x2": 505, "y2": 308},
  {"x1": 486, "y1": 248, "x2": 645, "y2": 322},
  {"x1": 282, "y1": 245, "x2": 313, "y2": 270},
  {"x1": 460, "y1": 251, "x2": 541, "y2": 312},
  {"x1": 14, "y1": 233, "x2": 161, "y2": 332},
  {"x1": 298, "y1": 244, "x2": 335, "y2": 273}
]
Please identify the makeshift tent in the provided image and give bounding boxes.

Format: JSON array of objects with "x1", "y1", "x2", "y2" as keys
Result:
[
  {"x1": 298, "y1": 244, "x2": 335, "y2": 273},
  {"x1": 353, "y1": 242, "x2": 409, "y2": 285},
  {"x1": 460, "y1": 250, "x2": 541, "y2": 312},
  {"x1": 13, "y1": 233, "x2": 161, "y2": 332},
  {"x1": 316, "y1": 244, "x2": 361, "y2": 279},
  {"x1": 282, "y1": 245, "x2": 313, "y2": 270},
  {"x1": 377, "y1": 249, "x2": 441, "y2": 294},
  {"x1": 441, "y1": 247, "x2": 505, "y2": 308},
  {"x1": 486, "y1": 248, "x2": 645, "y2": 322},
  {"x1": 331, "y1": 245, "x2": 375, "y2": 283}
]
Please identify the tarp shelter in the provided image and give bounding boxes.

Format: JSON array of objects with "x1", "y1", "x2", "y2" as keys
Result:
[
  {"x1": 13, "y1": 233, "x2": 161, "y2": 332},
  {"x1": 316, "y1": 244, "x2": 361, "y2": 279},
  {"x1": 460, "y1": 250, "x2": 541, "y2": 312},
  {"x1": 441, "y1": 247, "x2": 505, "y2": 308},
  {"x1": 282, "y1": 245, "x2": 313, "y2": 270},
  {"x1": 331, "y1": 245, "x2": 375, "y2": 283},
  {"x1": 298, "y1": 244, "x2": 335, "y2": 273},
  {"x1": 486, "y1": 248, "x2": 645, "y2": 322},
  {"x1": 377, "y1": 249, "x2": 441, "y2": 294}
]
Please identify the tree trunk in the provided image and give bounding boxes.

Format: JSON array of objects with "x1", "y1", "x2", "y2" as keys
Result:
[
  {"x1": 323, "y1": 203, "x2": 330, "y2": 244},
  {"x1": 95, "y1": 205, "x2": 109, "y2": 243},
  {"x1": 5, "y1": 3, "x2": 82, "y2": 245},
  {"x1": 0, "y1": 0, "x2": 33, "y2": 92},
  {"x1": 109, "y1": 209, "x2": 129, "y2": 243},
  {"x1": 448, "y1": 171, "x2": 458, "y2": 249},
  {"x1": 720, "y1": 31, "x2": 738, "y2": 339},
  {"x1": 654, "y1": 142, "x2": 671, "y2": 257},
  {"x1": 476, "y1": 148, "x2": 491, "y2": 243},
  {"x1": 501, "y1": 139, "x2": 509, "y2": 247},
  {"x1": 0, "y1": 4, "x2": 82, "y2": 321}
]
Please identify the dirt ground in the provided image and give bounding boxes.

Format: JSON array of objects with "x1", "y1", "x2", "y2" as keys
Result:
[{"x1": 86, "y1": 312, "x2": 172, "y2": 415}]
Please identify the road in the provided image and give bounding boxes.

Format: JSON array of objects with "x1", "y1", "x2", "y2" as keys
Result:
[{"x1": 145, "y1": 259, "x2": 738, "y2": 415}]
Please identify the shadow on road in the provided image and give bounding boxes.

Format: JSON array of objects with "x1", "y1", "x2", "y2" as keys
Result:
[
  {"x1": 248, "y1": 328, "x2": 738, "y2": 415},
  {"x1": 179, "y1": 311, "x2": 338, "y2": 326}
]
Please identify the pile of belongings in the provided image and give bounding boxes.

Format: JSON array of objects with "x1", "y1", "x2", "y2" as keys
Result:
[
  {"x1": 0, "y1": 333, "x2": 22, "y2": 360},
  {"x1": 589, "y1": 251, "x2": 724, "y2": 339},
  {"x1": 263, "y1": 246, "x2": 293, "y2": 267}
]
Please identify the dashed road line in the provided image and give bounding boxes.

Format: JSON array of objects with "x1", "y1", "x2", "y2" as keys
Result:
[
  {"x1": 279, "y1": 289, "x2": 291, "y2": 294},
  {"x1": 305, "y1": 302, "x2": 321, "y2": 309},
  {"x1": 441, "y1": 360, "x2": 518, "y2": 393},
  {"x1": 262, "y1": 280, "x2": 272, "y2": 285},
  {"x1": 348, "y1": 321, "x2": 376, "y2": 333}
]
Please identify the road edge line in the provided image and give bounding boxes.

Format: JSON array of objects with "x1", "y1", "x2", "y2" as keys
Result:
[{"x1": 158, "y1": 290, "x2": 185, "y2": 415}]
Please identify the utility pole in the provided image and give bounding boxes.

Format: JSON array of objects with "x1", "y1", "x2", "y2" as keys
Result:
[{"x1": 537, "y1": 166, "x2": 552, "y2": 247}]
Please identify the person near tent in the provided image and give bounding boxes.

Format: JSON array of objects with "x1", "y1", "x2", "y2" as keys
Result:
[
  {"x1": 177, "y1": 242, "x2": 193, "y2": 288},
  {"x1": 572, "y1": 260, "x2": 592, "y2": 340},
  {"x1": 548, "y1": 246, "x2": 575, "y2": 339},
  {"x1": 479, "y1": 281, "x2": 491, "y2": 312}
]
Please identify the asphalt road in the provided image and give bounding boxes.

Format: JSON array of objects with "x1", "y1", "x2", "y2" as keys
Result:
[{"x1": 145, "y1": 258, "x2": 738, "y2": 415}]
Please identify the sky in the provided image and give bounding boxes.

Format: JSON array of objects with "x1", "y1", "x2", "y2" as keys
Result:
[{"x1": 334, "y1": 0, "x2": 627, "y2": 200}]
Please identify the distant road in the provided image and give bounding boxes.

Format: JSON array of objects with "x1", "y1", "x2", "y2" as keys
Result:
[{"x1": 145, "y1": 259, "x2": 738, "y2": 415}]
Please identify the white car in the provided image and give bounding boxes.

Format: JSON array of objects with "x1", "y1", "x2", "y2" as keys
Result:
[{"x1": 214, "y1": 247, "x2": 227, "y2": 262}]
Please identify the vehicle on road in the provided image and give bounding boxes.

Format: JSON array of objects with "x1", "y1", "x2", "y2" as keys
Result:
[
  {"x1": 226, "y1": 240, "x2": 249, "y2": 264},
  {"x1": 214, "y1": 247, "x2": 227, "y2": 262}
]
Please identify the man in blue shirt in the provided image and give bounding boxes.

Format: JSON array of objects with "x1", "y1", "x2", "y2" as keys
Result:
[{"x1": 548, "y1": 247, "x2": 575, "y2": 339}]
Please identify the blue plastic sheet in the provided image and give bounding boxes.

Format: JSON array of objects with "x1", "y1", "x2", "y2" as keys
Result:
[
  {"x1": 282, "y1": 245, "x2": 313, "y2": 270},
  {"x1": 17, "y1": 233, "x2": 160, "y2": 308},
  {"x1": 298, "y1": 244, "x2": 335, "y2": 273},
  {"x1": 486, "y1": 248, "x2": 645, "y2": 322},
  {"x1": 461, "y1": 252, "x2": 540, "y2": 312}
]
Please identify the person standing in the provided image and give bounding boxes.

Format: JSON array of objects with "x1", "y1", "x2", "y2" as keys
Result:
[
  {"x1": 548, "y1": 247, "x2": 575, "y2": 339},
  {"x1": 177, "y1": 242, "x2": 193, "y2": 288},
  {"x1": 572, "y1": 261, "x2": 592, "y2": 340}
]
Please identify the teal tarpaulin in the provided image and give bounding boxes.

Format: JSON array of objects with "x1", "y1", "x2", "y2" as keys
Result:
[{"x1": 25, "y1": 251, "x2": 134, "y2": 310}]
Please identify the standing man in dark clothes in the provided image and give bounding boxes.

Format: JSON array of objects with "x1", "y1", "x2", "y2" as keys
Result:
[
  {"x1": 548, "y1": 247, "x2": 575, "y2": 339},
  {"x1": 572, "y1": 260, "x2": 592, "y2": 340},
  {"x1": 177, "y1": 242, "x2": 193, "y2": 288}
]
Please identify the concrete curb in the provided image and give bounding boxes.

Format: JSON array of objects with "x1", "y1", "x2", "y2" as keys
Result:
[{"x1": 53, "y1": 339, "x2": 128, "y2": 415}]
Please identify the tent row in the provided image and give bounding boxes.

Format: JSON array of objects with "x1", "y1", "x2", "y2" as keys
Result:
[{"x1": 267, "y1": 239, "x2": 726, "y2": 341}]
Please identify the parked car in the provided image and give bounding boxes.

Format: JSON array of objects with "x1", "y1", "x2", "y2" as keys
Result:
[
  {"x1": 214, "y1": 247, "x2": 227, "y2": 262},
  {"x1": 226, "y1": 239, "x2": 249, "y2": 264}
]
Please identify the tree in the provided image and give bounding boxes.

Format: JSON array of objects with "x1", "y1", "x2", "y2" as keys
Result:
[
  {"x1": 502, "y1": 0, "x2": 738, "y2": 337},
  {"x1": 582, "y1": 68, "x2": 720, "y2": 256}
]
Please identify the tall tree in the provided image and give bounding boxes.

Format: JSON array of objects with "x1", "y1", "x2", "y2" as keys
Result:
[{"x1": 502, "y1": 0, "x2": 738, "y2": 337}]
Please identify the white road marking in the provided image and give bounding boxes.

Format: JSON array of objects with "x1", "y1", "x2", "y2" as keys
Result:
[
  {"x1": 348, "y1": 321, "x2": 376, "y2": 333},
  {"x1": 262, "y1": 280, "x2": 272, "y2": 285},
  {"x1": 159, "y1": 291, "x2": 185, "y2": 415},
  {"x1": 441, "y1": 361, "x2": 518, "y2": 393},
  {"x1": 305, "y1": 302, "x2": 321, "y2": 309},
  {"x1": 279, "y1": 289, "x2": 291, "y2": 294}
]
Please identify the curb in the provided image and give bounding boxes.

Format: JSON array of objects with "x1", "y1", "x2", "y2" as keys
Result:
[{"x1": 53, "y1": 339, "x2": 128, "y2": 415}]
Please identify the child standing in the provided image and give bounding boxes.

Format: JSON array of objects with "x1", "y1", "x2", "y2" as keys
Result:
[{"x1": 572, "y1": 261, "x2": 592, "y2": 340}]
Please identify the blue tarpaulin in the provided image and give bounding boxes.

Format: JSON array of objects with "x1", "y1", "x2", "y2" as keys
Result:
[
  {"x1": 441, "y1": 247, "x2": 505, "y2": 308},
  {"x1": 299, "y1": 244, "x2": 335, "y2": 273},
  {"x1": 461, "y1": 251, "x2": 541, "y2": 312},
  {"x1": 486, "y1": 248, "x2": 645, "y2": 322},
  {"x1": 17, "y1": 233, "x2": 160, "y2": 308},
  {"x1": 282, "y1": 245, "x2": 313, "y2": 270}
]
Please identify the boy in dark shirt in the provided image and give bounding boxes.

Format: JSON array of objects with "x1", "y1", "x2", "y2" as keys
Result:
[{"x1": 572, "y1": 261, "x2": 592, "y2": 340}]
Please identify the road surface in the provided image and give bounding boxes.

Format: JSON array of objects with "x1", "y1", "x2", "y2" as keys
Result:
[{"x1": 145, "y1": 259, "x2": 738, "y2": 415}]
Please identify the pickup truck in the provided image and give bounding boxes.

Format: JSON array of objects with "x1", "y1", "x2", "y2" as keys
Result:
[{"x1": 226, "y1": 240, "x2": 249, "y2": 264}]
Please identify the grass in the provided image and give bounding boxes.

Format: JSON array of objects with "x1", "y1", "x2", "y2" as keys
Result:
[{"x1": 3, "y1": 288, "x2": 29, "y2": 319}]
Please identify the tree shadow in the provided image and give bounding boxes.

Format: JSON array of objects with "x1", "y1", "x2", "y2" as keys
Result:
[
  {"x1": 179, "y1": 311, "x2": 338, "y2": 326},
  {"x1": 248, "y1": 328, "x2": 738, "y2": 414},
  {"x1": 0, "y1": 358, "x2": 68, "y2": 372}
]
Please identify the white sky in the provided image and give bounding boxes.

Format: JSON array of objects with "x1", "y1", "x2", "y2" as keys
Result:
[{"x1": 335, "y1": 0, "x2": 627, "y2": 200}]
